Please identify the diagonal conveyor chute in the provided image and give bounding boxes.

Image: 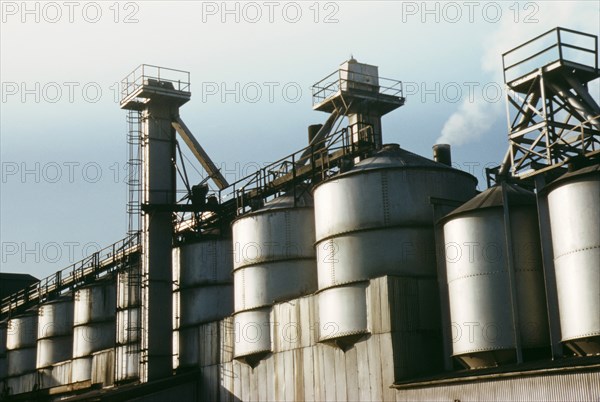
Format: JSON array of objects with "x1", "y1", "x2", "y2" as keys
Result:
[{"x1": 172, "y1": 116, "x2": 229, "y2": 190}]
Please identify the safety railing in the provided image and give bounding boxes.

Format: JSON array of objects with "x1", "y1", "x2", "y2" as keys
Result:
[
  {"x1": 208, "y1": 122, "x2": 375, "y2": 215},
  {"x1": 503, "y1": 27, "x2": 598, "y2": 83},
  {"x1": 121, "y1": 64, "x2": 191, "y2": 102},
  {"x1": 1, "y1": 233, "x2": 140, "y2": 317},
  {"x1": 312, "y1": 68, "x2": 404, "y2": 105}
]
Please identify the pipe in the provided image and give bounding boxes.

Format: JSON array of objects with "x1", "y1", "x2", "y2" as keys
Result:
[{"x1": 432, "y1": 144, "x2": 452, "y2": 166}]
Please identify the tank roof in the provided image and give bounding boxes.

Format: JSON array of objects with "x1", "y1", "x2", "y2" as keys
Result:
[
  {"x1": 261, "y1": 189, "x2": 314, "y2": 210},
  {"x1": 341, "y1": 144, "x2": 477, "y2": 177},
  {"x1": 441, "y1": 183, "x2": 536, "y2": 223},
  {"x1": 544, "y1": 163, "x2": 600, "y2": 192}
]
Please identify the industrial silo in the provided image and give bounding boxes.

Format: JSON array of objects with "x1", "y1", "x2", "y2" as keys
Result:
[
  {"x1": 72, "y1": 279, "x2": 116, "y2": 382},
  {"x1": 546, "y1": 165, "x2": 600, "y2": 356},
  {"x1": 0, "y1": 320, "x2": 7, "y2": 381},
  {"x1": 442, "y1": 183, "x2": 550, "y2": 368},
  {"x1": 6, "y1": 311, "x2": 38, "y2": 379},
  {"x1": 313, "y1": 144, "x2": 478, "y2": 347},
  {"x1": 232, "y1": 190, "x2": 317, "y2": 365},
  {"x1": 115, "y1": 268, "x2": 141, "y2": 382},
  {"x1": 173, "y1": 235, "x2": 233, "y2": 369},
  {"x1": 36, "y1": 296, "x2": 74, "y2": 383}
]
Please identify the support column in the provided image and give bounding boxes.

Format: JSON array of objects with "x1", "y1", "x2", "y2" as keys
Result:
[{"x1": 141, "y1": 102, "x2": 177, "y2": 382}]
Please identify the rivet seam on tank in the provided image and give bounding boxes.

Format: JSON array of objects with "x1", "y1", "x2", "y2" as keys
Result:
[
  {"x1": 211, "y1": 240, "x2": 217, "y2": 281},
  {"x1": 455, "y1": 345, "x2": 515, "y2": 354},
  {"x1": 447, "y1": 270, "x2": 507, "y2": 284},
  {"x1": 381, "y1": 170, "x2": 390, "y2": 226},
  {"x1": 320, "y1": 328, "x2": 368, "y2": 340},
  {"x1": 241, "y1": 269, "x2": 246, "y2": 310},
  {"x1": 329, "y1": 238, "x2": 336, "y2": 285},
  {"x1": 285, "y1": 210, "x2": 292, "y2": 254},
  {"x1": 563, "y1": 331, "x2": 600, "y2": 340},
  {"x1": 553, "y1": 244, "x2": 600, "y2": 260}
]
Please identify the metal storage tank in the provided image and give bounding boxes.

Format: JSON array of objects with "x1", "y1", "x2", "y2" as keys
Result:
[
  {"x1": 6, "y1": 310, "x2": 38, "y2": 377},
  {"x1": 37, "y1": 296, "x2": 74, "y2": 370},
  {"x1": 173, "y1": 236, "x2": 234, "y2": 368},
  {"x1": 442, "y1": 184, "x2": 550, "y2": 368},
  {"x1": 546, "y1": 165, "x2": 600, "y2": 356},
  {"x1": 232, "y1": 308, "x2": 271, "y2": 365},
  {"x1": 72, "y1": 279, "x2": 116, "y2": 382},
  {"x1": 232, "y1": 191, "x2": 317, "y2": 363},
  {"x1": 115, "y1": 268, "x2": 141, "y2": 382},
  {"x1": 313, "y1": 144, "x2": 478, "y2": 345},
  {"x1": 0, "y1": 320, "x2": 7, "y2": 381}
]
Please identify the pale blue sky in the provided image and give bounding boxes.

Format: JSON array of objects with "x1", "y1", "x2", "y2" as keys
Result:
[{"x1": 1, "y1": 1, "x2": 598, "y2": 278}]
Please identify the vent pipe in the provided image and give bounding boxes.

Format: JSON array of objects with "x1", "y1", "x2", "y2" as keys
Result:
[{"x1": 433, "y1": 144, "x2": 452, "y2": 166}]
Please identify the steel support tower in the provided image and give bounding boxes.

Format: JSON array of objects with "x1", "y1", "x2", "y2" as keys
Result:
[
  {"x1": 120, "y1": 65, "x2": 191, "y2": 382},
  {"x1": 501, "y1": 27, "x2": 600, "y2": 179}
]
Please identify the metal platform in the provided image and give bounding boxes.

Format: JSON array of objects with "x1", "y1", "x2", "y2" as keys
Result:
[
  {"x1": 312, "y1": 68, "x2": 405, "y2": 115},
  {"x1": 120, "y1": 65, "x2": 191, "y2": 110},
  {"x1": 507, "y1": 59, "x2": 598, "y2": 94},
  {"x1": 503, "y1": 27, "x2": 598, "y2": 88}
]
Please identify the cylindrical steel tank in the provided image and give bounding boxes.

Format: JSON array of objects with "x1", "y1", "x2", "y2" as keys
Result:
[
  {"x1": 233, "y1": 308, "x2": 271, "y2": 364},
  {"x1": 174, "y1": 237, "x2": 234, "y2": 368},
  {"x1": 232, "y1": 191, "x2": 317, "y2": 362},
  {"x1": 314, "y1": 144, "x2": 478, "y2": 345},
  {"x1": 36, "y1": 296, "x2": 74, "y2": 369},
  {"x1": 0, "y1": 320, "x2": 7, "y2": 380},
  {"x1": 115, "y1": 343, "x2": 139, "y2": 382},
  {"x1": 318, "y1": 283, "x2": 368, "y2": 347},
  {"x1": 6, "y1": 311, "x2": 38, "y2": 377},
  {"x1": 115, "y1": 268, "x2": 141, "y2": 382},
  {"x1": 72, "y1": 279, "x2": 116, "y2": 382},
  {"x1": 442, "y1": 184, "x2": 550, "y2": 368},
  {"x1": 547, "y1": 165, "x2": 600, "y2": 356},
  {"x1": 233, "y1": 193, "x2": 317, "y2": 311}
]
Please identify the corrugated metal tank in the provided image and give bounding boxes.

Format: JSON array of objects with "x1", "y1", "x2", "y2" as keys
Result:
[
  {"x1": 6, "y1": 311, "x2": 38, "y2": 377},
  {"x1": 313, "y1": 144, "x2": 477, "y2": 345},
  {"x1": 115, "y1": 269, "x2": 140, "y2": 381},
  {"x1": 232, "y1": 191, "x2": 317, "y2": 363},
  {"x1": 442, "y1": 184, "x2": 550, "y2": 368},
  {"x1": 72, "y1": 279, "x2": 116, "y2": 382},
  {"x1": 0, "y1": 320, "x2": 7, "y2": 381},
  {"x1": 232, "y1": 308, "x2": 271, "y2": 360},
  {"x1": 546, "y1": 165, "x2": 600, "y2": 356},
  {"x1": 36, "y1": 296, "x2": 74, "y2": 369},
  {"x1": 173, "y1": 236, "x2": 234, "y2": 368}
]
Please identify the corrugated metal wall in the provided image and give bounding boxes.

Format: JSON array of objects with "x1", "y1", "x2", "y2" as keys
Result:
[
  {"x1": 191, "y1": 275, "x2": 442, "y2": 401},
  {"x1": 185, "y1": 275, "x2": 600, "y2": 402},
  {"x1": 394, "y1": 371, "x2": 600, "y2": 401}
]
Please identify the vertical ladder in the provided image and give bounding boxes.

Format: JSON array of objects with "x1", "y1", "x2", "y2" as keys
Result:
[
  {"x1": 116, "y1": 110, "x2": 144, "y2": 383},
  {"x1": 127, "y1": 110, "x2": 143, "y2": 237}
]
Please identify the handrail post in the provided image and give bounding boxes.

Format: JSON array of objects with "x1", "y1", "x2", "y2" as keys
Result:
[{"x1": 557, "y1": 28, "x2": 563, "y2": 62}]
